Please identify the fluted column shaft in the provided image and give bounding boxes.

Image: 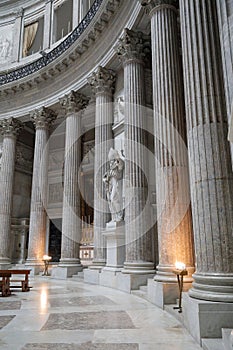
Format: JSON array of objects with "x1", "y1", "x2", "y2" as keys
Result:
[
  {"x1": 116, "y1": 29, "x2": 155, "y2": 273},
  {"x1": 180, "y1": 0, "x2": 233, "y2": 302},
  {"x1": 26, "y1": 108, "x2": 56, "y2": 265},
  {"x1": 143, "y1": 0, "x2": 194, "y2": 282},
  {"x1": 0, "y1": 118, "x2": 22, "y2": 265},
  {"x1": 59, "y1": 91, "x2": 89, "y2": 265},
  {"x1": 216, "y1": 0, "x2": 233, "y2": 166},
  {"x1": 88, "y1": 67, "x2": 115, "y2": 266}
]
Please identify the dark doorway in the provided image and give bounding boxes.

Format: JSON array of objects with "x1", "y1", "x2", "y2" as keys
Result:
[{"x1": 48, "y1": 219, "x2": 62, "y2": 262}]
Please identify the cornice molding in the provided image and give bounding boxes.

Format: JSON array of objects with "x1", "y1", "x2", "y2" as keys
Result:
[{"x1": 0, "y1": 0, "x2": 121, "y2": 88}]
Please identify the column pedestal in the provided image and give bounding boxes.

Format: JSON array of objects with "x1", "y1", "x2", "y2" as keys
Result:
[
  {"x1": 182, "y1": 293, "x2": 233, "y2": 344},
  {"x1": 51, "y1": 263, "x2": 83, "y2": 279},
  {"x1": 99, "y1": 222, "x2": 125, "y2": 289}
]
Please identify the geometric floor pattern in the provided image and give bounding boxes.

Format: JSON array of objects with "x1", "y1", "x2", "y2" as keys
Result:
[{"x1": 0, "y1": 276, "x2": 202, "y2": 350}]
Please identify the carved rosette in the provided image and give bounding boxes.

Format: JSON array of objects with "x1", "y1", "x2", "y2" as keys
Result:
[
  {"x1": 88, "y1": 66, "x2": 116, "y2": 96},
  {"x1": 59, "y1": 91, "x2": 90, "y2": 115},
  {"x1": 140, "y1": 0, "x2": 178, "y2": 15},
  {"x1": 30, "y1": 107, "x2": 57, "y2": 130},
  {"x1": 115, "y1": 28, "x2": 150, "y2": 65},
  {"x1": 0, "y1": 118, "x2": 23, "y2": 138}
]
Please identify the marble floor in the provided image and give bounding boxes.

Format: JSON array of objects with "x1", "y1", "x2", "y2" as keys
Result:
[{"x1": 0, "y1": 276, "x2": 202, "y2": 350}]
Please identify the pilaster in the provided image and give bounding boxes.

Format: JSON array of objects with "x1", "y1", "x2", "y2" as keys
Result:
[{"x1": 0, "y1": 118, "x2": 23, "y2": 267}]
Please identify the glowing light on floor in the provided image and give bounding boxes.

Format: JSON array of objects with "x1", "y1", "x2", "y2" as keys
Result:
[{"x1": 40, "y1": 287, "x2": 48, "y2": 313}]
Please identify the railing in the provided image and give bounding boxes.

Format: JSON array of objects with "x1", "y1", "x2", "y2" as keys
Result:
[{"x1": 0, "y1": 0, "x2": 103, "y2": 86}]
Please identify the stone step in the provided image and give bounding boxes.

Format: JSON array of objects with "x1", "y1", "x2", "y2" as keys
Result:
[
  {"x1": 71, "y1": 271, "x2": 84, "y2": 281},
  {"x1": 139, "y1": 285, "x2": 148, "y2": 292},
  {"x1": 222, "y1": 328, "x2": 233, "y2": 350},
  {"x1": 131, "y1": 289, "x2": 148, "y2": 300},
  {"x1": 202, "y1": 339, "x2": 225, "y2": 350},
  {"x1": 164, "y1": 304, "x2": 184, "y2": 324}
]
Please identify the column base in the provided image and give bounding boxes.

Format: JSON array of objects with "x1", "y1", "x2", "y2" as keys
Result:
[
  {"x1": 122, "y1": 261, "x2": 156, "y2": 274},
  {"x1": 189, "y1": 273, "x2": 233, "y2": 302},
  {"x1": 182, "y1": 292, "x2": 233, "y2": 344},
  {"x1": 0, "y1": 257, "x2": 12, "y2": 269},
  {"x1": 51, "y1": 263, "x2": 83, "y2": 279}
]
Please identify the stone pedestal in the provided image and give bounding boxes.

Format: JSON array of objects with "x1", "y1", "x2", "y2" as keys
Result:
[
  {"x1": 99, "y1": 221, "x2": 125, "y2": 289},
  {"x1": 51, "y1": 264, "x2": 83, "y2": 279},
  {"x1": 103, "y1": 221, "x2": 125, "y2": 269},
  {"x1": 182, "y1": 293, "x2": 233, "y2": 344}
]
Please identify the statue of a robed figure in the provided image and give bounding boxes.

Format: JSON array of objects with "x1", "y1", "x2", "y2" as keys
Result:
[{"x1": 103, "y1": 148, "x2": 124, "y2": 222}]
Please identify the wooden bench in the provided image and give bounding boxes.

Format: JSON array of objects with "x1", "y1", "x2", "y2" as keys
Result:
[
  {"x1": 0, "y1": 272, "x2": 11, "y2": 297},
  {"x1": 0, "y1": 269, "x2": 31, "y2": 292}
]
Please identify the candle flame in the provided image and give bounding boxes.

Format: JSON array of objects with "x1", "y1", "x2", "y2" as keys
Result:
[
  {"x1": 175, "y1": 261, "x2": 186, "y2": 270},
  {"x1": 42, "y1": 255, "x2": 52, "y2": 261}
]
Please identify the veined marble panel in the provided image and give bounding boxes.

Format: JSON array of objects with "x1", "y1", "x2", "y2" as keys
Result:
[
  {"x1": 49, "y1": 295, "x2": 115, "y2": 308},
  {"x1": 42, "y1": 311, "x2": 136, "y2": 330},
  {"x1": 0, "y1": 315, "x2": 15, "y2": 329},
  {"x1": 0, "y1": 301, "x2": 21, "y2": 310},
  {"x1": 22, "y1": 343, "x2": 139, "y2": 350}
]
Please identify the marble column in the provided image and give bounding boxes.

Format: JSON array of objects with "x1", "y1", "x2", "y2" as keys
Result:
[
  {"x1": 88, "y1": 66, "x2": 115, "y2": 268},
  {"x1": 55, "y1": 91, "x2": 89, "y2": 278},
  {"x1": 216, "y1": 0, "x2": 233, "y2": 166},
  {"x1": 141, "y1": 0, "x2": 194, "y2": 285},
  {"x1": 115, "y1": 29, "x2": 155, "y2": 275},
  {"x1": 43, "y1": 0, "x2": 54, "y2": 49},
  {"x1": 180, "y1": 0, "x2": 233, "y2": 302},
  {"x1": 0, "y1": 118, "x2": 23, "y2": 267},
  {"x1": 26, "y1": 107, "x2": 56, "y2": 273}
]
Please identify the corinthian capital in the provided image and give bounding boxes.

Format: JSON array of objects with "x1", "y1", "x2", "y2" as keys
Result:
[
  {"x1": 88, "y1": 67, "x2": 116, "y2": 96},
  {"x1": 0, "y1": 118, "x2": 23, "y2": 138},
  {"x1": 115, "y1": 28, "x2": 149, "y2": 65},
  {"x1": 59, "y1": 91, "x2": 90, "y2": 115},
  {"x1": 31, "y1": 107, "x2": 57, "y2": 130},
  {"x1": 140, "y1": 0, "x2": 178, "y2": 16}
]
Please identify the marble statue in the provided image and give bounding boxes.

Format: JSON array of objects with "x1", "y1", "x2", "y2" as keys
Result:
[{"x1": 103, "y1": 148, "x2": 124, "y2": 222}]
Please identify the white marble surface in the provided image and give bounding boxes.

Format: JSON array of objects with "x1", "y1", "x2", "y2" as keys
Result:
[{"x1": 0, "y1": 276, "x2": 202, "y2": 350}]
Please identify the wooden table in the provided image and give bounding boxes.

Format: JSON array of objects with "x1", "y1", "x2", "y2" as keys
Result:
[
  {"x1": 0, "y1": 269, "x2": 31, "y2": 292},
  {"x1": 0, "y1": 272, "x2": 11, "y2": 297}
]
